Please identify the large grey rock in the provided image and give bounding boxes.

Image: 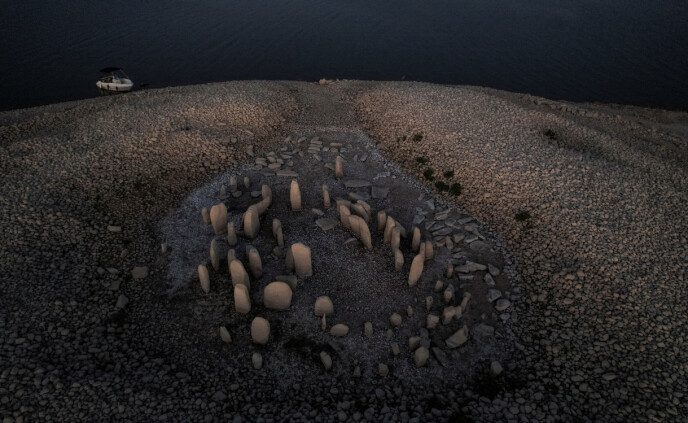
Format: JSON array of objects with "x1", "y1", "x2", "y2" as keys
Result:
[
  {"x1": 446, "y1": 325, "x2": 469, "y2": 348},
  {"x1": 263, "y1": 281, "x2": 293, "y2": 310},
  {"x1": 210, "y1": 203, "x2": 228, "y2": 234},
  {"x1": 251, "y1": 317, "x2": 270, "y2": 344}
]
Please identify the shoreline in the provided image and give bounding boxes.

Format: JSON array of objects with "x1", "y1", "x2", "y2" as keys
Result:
[{"x1": 1, "y1": 80, "x2": 686, "y2": 422}]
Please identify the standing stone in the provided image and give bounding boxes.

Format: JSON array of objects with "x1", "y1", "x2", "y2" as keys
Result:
[
  {"x1": 227, "y1": 222, "x2": 237, "y2": 246},
  {"x1": 229, "y1": 259, "x2": 250, "y2": 287},
  {"x1": 357, "y1": 219, "x2": 373, "y2": 250},
  {"x1": 229, "y1": 175, "x2": 237, "y2": 192},
  {"x1": 335, "y1": 155, "x2": 344, "y2": 178},
  {"x1": 263, "y1": 281, "x2": 293, "y2": 310},
  {"x1": 314, "y1": 296, "x2": 334, "y2": 317},
  {"x1": 290, "y1": 243, "x2": 313, "y2": 277},
  {"x1": 414, "y1": 347, "x2": 430, "y2": 367},
  {"x1": 243, "y1": 205, "x2": 260, "y2": 239},
  {"x1": 364, "y1": 321, "x2": 373, "y2": 338},
  {"x1": 247, "y1": 246, "x2": 263, "y2": 278},
  {"x1": 322, "y1": 185, "x2": 331, "y2": 209},
  {"x1": 320, "y1": 352, "x2": 332, "y2": 370},
  {"x1": 219, "y1": 326, "x2": 232, "y2": 344},
  {"x1": 424, "y1": 241, "x2": 435, "y2": 261},
  {"x1": 272, "y1": 219, "x2": 284, "y2": 247},
  {"x1": 198, "y1": 264, "x2": 210, "y2": 294},
  {"x1": 244, "y1": 176, "x2": 251, "y2": 189},
  {"x1": 349, "y1": 215, "x2": 362, "y2": 236},
  {"x1": 210, "y1": 203, "x2": 228, "y2": 234},
  {"x1": 234, "y1": 284, "x2": 251, "y2": 314},
  {"x1": 461, "y1": 292, "x2": 472, "y2": 311},
  {"x1": 209, "y1": 239, "x2": 220, "y2": 271},
  {"x1": 290, "y1": 179, "x2": 302, "y2": 211},
  {"x1": 383, "y1": 217, "x2": 396, "y2": 244},
  {"x1": 446, "y1": 325, "x2": 469, "y2": 348},
  {"x1": 338, "y1": 204, "x2": 352, "y2": 230},
  {"x1": 391, "y1": 228, "x2": 401, "y2": 251},
  {"x1": 227, "y1": 249, "x2": 236, "y2": 264},
  {"x1": 330, "y1": 324, "x2": 350, "y2": 337},
  {"x1": 256, "y1": 184, "x2": 273, "y2": 215},
  {"x1": 377, "y1": 211, "x2": 387, "y2": 233},
  {"x1": 411, "y1": 227, "x2": 421, "y2": 252},
  {"x1": 351, "y1": 203, "x2": 370, "y2": 222},
  {"x1": 201, "y1": 207, "x2": 211, "y2": 224},
  {"x1": 251, "y1": 317, "x2": 270, "y2": 345},
  {"x1": 252, "y1": 352, "x2": 263, "y2": 369},
  {"x1": 408, "y1": 253, "x2": 425, "y2": 286},
  {"x1": 394, "y1": 249, "x2": 404, "y2": 271}
]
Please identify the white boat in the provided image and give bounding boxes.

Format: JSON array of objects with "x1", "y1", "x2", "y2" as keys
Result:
[{"x1": 96, "y1": 67, "x2": 133, "y2": 92}]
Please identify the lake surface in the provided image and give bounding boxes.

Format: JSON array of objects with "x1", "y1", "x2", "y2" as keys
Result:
[{"x1": 1, "y1": 0, "x2": 687, "y2": 111}]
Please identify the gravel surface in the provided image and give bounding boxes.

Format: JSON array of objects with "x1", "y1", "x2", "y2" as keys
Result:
[
  {"x1": 1, "y1": 80, "x2": 686, "y2": 422},
  {"x1": 357, "y1": 82, "x2": 688, "y2": 422}
]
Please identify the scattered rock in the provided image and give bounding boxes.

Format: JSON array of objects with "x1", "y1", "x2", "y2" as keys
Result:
[{"x1": 446, "y1": 325, "x2": 469, "y2": 348}]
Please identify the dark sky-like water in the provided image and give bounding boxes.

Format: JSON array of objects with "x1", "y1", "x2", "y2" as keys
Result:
[{"x1": 1, "y1": 0, "x2": 687, "y2": 111}]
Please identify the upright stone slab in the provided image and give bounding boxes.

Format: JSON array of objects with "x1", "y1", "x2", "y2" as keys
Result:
[
  {"x1": 391, "y1": 228, "x2": 401, "y2": 251},
  {"x1": 209, "y1": 239, "x2": 220, "y2": 271},
  {"x1": 383, "y1": 217, "x2": 396, "y2": 244},
  {"x1": 263, "y1": 281, "x2": 293, "y2": 310},
  {"x1": 394, "y1": 249, "x2": 404, "y2": 271},
  {"x1": 290, "y1": 243, "x2": 313, "y2": 277},
  {"x1": 210, "y1": 203, "x2": 228, "y2": 234},
  {"x1": 256, "y1": 184, "x2": 273, "y2": 215},
  {"x1": 229, "y1": 259, "x2": 250, "y2": 287},
  {"x1": 335, "y1": 155, "x2": 344, "y2": 178},
  {"x1": 243, "y1": 205, "x2": 260, "y2": 239},
  {"x1": 234, "y1": 284, "x2": 251, "y2": 314},
  {"x1": 358, "y1": 219, "x2": 373, "y2": 250},
  {"x1": 247, "y1": 246, "x2": 263, "y2": 278},
  {"x1": 446, "y1": 262, "x2": 454, "y2": 278},
  {"x1": 424, "y1": 241, "x2": 435, "y2": 261},
  {"x1": 198, "y1": 264, "x2": 210, "y2": 294},
  {"x1": 290, "y1": 179, "x2": 302, "y2": 211},
  {"x1": 377, "y1": 211, "x2": 387, "y2": 233},
  {"x1": 227, "y1": 222, "x2": 237, "y2": 246},
  {"x1": 411, "y1": 227, "x2": 421, "y2": 252},
  {"x1": 338, "y1": 204, "x2": 352, "y2": 230},
  {"x1": 272, "y1": 219, "x2": 284, "y2": 247},
  {"x1": 351, "y1": 203, "x2": 369, "y2": 222},
  {"x1": 251, "y1": 317, "x2": 270, "y2": 345},
  {"x1": 408, "y1": 253, "x2": 424, "y2": 286},
  {"x1": 322, "y1": 185, "x2": 331, "y2": 209},
  {"x1": 201, "y1": 207, "x2": 211, "y2": 224}
]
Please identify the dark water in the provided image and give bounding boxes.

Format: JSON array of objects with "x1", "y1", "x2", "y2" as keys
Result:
[{"x1": 1, "y1": 0, "x2": 687, "y2": 111}]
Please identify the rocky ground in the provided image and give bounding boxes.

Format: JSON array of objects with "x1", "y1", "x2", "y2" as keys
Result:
[{"x1": 0, "y1": 80, "x2": 686, "y2": 422}]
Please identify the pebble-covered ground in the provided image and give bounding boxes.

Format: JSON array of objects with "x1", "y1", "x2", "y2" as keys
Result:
[
  {"x1": 1, "y1": 80, "x2": 686, "y2": 422},
  {"x1": 357, "y1": 82, "x2": 688, "y2": 422}
]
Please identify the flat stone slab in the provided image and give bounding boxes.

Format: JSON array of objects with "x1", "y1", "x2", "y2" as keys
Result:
[
  {"x1": 315, "y1": 218, "x2": 339, "y2": 231},
  {"x1": 344, "y1": 179, "x2": 371, "y2": 189},
  {"x1": 276, "y1": 170, "x2": 298, "y2": 177},
  {"x1": 371, "y1": 186, "x2": 389, "y2": 199}
]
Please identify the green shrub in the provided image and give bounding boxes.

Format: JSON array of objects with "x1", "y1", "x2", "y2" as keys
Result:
[
  {"x1": 423, "y1": 168, "x2": 435, "y2": 181},
  {"x1": 449, "y1": 183, "x2": 462, "y2": 196},
  {"x1": 443, "y1": 170, "x2": 454, "y2": 178},
  {"x1": 412, "y1": 132, "x2": 423, "y2": 142},
  {"x1": 514, "y1": 210, "x2": 531, "y2": 222},
  {"x1": 435, "y1": 181, "x2": 449, "y2": 192}
]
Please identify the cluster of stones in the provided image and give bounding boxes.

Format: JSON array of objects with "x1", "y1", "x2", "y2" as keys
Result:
[{"x1": 196, "y1": 173, "x2": 314, "y2": 369}]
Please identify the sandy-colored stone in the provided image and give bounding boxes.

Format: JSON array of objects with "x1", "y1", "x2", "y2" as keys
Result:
[
  {"x1": 219, "y1": 326, "x2": 232, "y2": 344},
  {"x1": 322, "y1": 185, "x2": 331, "y2": 208},
  {"x1": 411, "y1": 226, "x2": 421, "y2": 252},
  {"x1": 229, "y1": 175, "x2": 237, "y2": 192},
  {"x1": 320, "y1": 351, "x2": 332, "y2": 370},
  {"x1": 408, "y1": 253, "x2": 425, "y2": 286},
  {"x1": 390, "y1": 313, "x2": 402, "y2": 327},
  {"x1": 290, "y1": 179, "x2": 302, "y2": 210},
  {"x1": 414, "y1": 346, "x2": 430, "y2": 367},
  {"x1": 383, "y1": 217, "x2": 396, "y2": 244},
  {"x1": 272, "y1": 218, "x2": 284, "y2": 247},
  {"x1": 247, "y1": 246, "x2": 263, "y2": 278},
  {"x1": 329, "y1": 323, "x2": 349, "y2": 337},
  {"x1": 391, "y1": 227, "x2": 401, "y2": 251},
  {"x1": 210, "y1": 203, "x2": 228, "y2": 234},
  {"x1": 209, "y1": 239, "x2": 220, "y2": 271},
  {"x1": 227, "y1": 222, "x2": 237, "y2": 246},
  {"x1": 394, "y1": 248, "x2": 404, "y2": 271},
  {"x1": 234, "y1": 284, "x2": 251, "y2": 314},
  {"x1": 357, "y1": 218, "x2": 373, "y2": 250},
  {"x1": 198, "y1": 264, "x2": 210, "y2": 294},
  {"x1": 338, "y1": 204, "x2": 352, "y2": 230},
  {"x1": 290, "y1": 243, "x2": 312, "y2": 277},
  {"x1": 314, "y1": 296, "x2": 334, "y2": 316},
  {"x1": 335, "y1": 155, "x2": 344, "y2": 178},
  {"x1": 424, "y1": 240, "x2": 434, "y2": 261},
  {"x1": 243, "y1": 205, "x2": 260, "y2": 239},
  {"x1": 377, "y1": 211, "x2": 387, "y2": 233},
  {"x1": 229, "y1": 259, "x2": 250, "y2": 287},
  {"x1": 426, "y1": 314, "x2": 440, "y2": 329},
  {"x1": 263, "y1": 281, "x2": 293, "y2": 310},
  {"x1": 201, "y1": 207, "x2": 210, "y2": 224},
  {"x1": 251, "y1": 317, "x2": 270, "y2": 344}
]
